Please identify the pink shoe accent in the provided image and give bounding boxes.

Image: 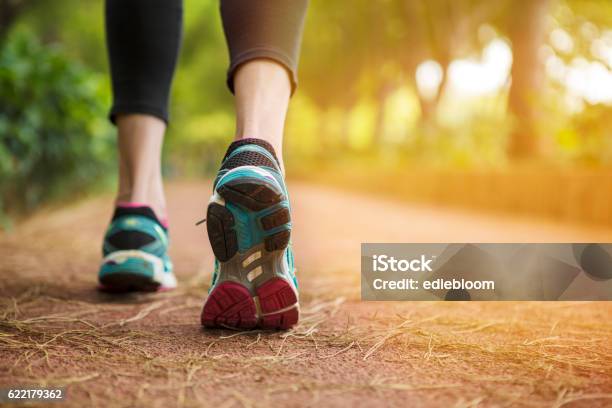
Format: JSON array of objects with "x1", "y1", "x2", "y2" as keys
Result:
[
  {"x1": 201, "y1": 282, "x2": 257, "y2": 329},
  {"x1": 257, "y1": 278, "x2": 299, "y2": 330},
  {"x1": 116, "y1": 201, "x2": 150, "y2": 208}
]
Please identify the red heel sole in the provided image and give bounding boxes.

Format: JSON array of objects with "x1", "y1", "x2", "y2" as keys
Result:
[
  {"x1": 201, "y1": 282, "x2": 258, "y2": 329},
  {"x1": 201, "y1": 278, "x2": 298, "y2": 330},
  {"x1": 257, "y1": 278, "x2": 299, "y2": 330}
]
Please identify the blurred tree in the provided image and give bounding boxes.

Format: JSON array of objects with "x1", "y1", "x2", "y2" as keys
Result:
[
  {"x1": 507, "y1": 0, "x2": 550, "y2": 158},
  {"x1": 299, "y1": 1, "x2": 366, "y2": 148},
  {"x1": 395, "y1": 0, "x2": 503, "y2": 129},
  {"x1": 2, "y1": 0, "x2": 611, "y2": 176},
  {"x1": 300, "y1": 0, "x2": 501, "y2": 147}
]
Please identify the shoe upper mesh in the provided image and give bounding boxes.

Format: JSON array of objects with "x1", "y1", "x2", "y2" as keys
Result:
[
  {"x1": 222, "y1": 138, "x2": 279, "y2": 163},
  {"x1": 221, "y1": 150, "x2": 277, "y2": 171}
]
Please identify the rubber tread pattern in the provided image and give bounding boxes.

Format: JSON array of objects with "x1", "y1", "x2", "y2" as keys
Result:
[{"x1": 206, "y1": 203, "x2": 238, "y2": 262}]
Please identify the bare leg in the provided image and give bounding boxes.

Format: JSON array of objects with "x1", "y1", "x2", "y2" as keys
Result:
[
  {"x1": 115, "y1": 114, "x2": 167, "y2": 221},
  {"x1": 233, "y1": 59, "x2": 291, "y2": 171}
]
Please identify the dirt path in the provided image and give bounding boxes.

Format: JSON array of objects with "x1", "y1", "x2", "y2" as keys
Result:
[{"x1": 1, "y1": 181, "x2": 611, "y2": 407}]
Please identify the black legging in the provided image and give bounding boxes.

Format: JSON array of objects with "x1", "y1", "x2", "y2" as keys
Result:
[{"x1": 105, "y1": 0, "x2": 308, "y2": 124}]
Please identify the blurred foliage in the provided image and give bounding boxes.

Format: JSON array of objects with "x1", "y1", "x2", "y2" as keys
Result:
[
  {"x1": 1, "y1": 0, "x2": 612, "y2": 216},
  {"x1": 556, "y1": 104, "x2": 612, "y2": 164},
  {"x1": 0, "y1": 29, "x2": 114, "y2": 219},
  {"x1": 167, "y1": 0, "x2": 233, "y2": 174}
]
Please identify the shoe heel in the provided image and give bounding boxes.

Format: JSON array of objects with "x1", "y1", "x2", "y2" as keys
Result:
[
  {"x1": 216, "y1": 166, "x2": 285, "y2": 211},
  {"x1": 217, "y1": 179, "x2": 283, "y2": 211},
  {"x1": 257, "y1": 278, "x2": 299, "y2": 330},
  {"x1": 201, "y1": 281, "x2": 257, "y2": 329},
  {"x1": 201, "y1": 278, "x2": 299, "y2": 330}
]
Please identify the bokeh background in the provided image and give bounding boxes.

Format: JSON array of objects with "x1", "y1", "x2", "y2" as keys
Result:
[
  {"x1": 1, "y1": 4, "x2": 612, "y2": 405},
  {"x1": 1, "y1": 0, "x2": 611, "y2": 227}
]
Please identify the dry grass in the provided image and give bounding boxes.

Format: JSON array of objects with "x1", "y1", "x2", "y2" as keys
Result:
[
  {"x1": 1, "y1": 182, "x2": 611, "y2": 407},
  {"x1": 1, "y1": 282, "x2": 611, "y2": 407}
]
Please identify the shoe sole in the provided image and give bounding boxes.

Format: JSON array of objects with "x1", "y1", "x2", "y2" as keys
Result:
[
  {"x1": 98, "y1": 271, "x2": 161, "y2": 293},
  {"x1": 98, "y1": 250, "x2": 176, "y2": 293},
  {"x1": 202, "y1": 173, "x2": 298, "y2": 330}
]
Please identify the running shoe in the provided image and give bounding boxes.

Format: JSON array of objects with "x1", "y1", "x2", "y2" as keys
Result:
[
  {"x1": 201, "y1": 139, "x2": 299, "y2": 330},
  {"x1": 98, "y1": 205, "x2": 177, "y2": 292}
]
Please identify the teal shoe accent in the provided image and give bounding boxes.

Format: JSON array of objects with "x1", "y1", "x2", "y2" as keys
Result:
[
  {"x1": 98, "y1": 208, "x2": 177, "y2": 292},
  {"x1": 202, "y1": 140, "x2": 299, "y2": 329}
]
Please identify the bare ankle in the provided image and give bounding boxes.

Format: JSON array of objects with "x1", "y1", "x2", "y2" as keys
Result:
[{"x1": 114, "y1": 114, "x2": 168, "y2": 222}]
